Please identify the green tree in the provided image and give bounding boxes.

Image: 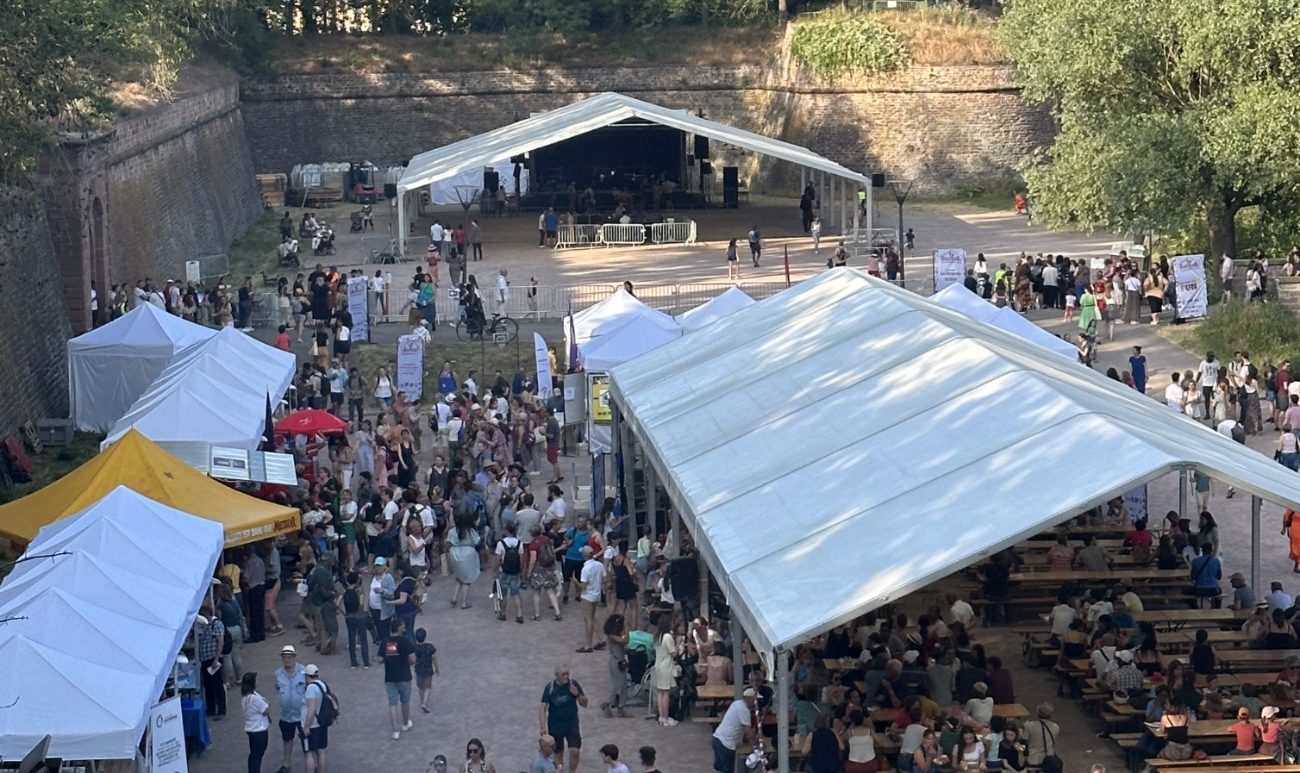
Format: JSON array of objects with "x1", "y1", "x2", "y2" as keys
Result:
[{"x1": 999, "y1": 0, "x2": 1300, "y2": 260}]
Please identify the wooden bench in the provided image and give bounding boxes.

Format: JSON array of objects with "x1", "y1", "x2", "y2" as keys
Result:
[
  {"x1": 690, "y1": 715, "x2": 723, "y2": 726},
  {"x1": 1146, "y1": 754, "x2": 1278, "y2": 769}
]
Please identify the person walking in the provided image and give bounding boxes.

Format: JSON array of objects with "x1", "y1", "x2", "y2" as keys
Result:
[
  {"x1": 747, "y1": 226, "x2": 762, "y2": 267},
  {"x1": 275, "y1": 645, "x2": 306, "y2": 773},
  {"x1": 241, "y1": 672, "x2": 270, "y2": 773},
  {"x1": 530, "y1": 735, "x2": 560, "y2": 773},
  {"x1": 382, "y1": 617, "x2": 417, "y2": 740},
  {"x1": 301, "y1": 664, "x2": 329, "y2": 773},
  {"x1": 448, "y1": 510, "x2": 482, "y2": 609},
  {"x1": 526, "y1": 523, "x2": 563, "y2": 622},
  {"x1": 495, "y1": 521, "x2": 526, "y2": 623},
  {"x1": 726, "y1": 239, "x2": 739, "y2": 280},
  {"x1": 197, "y1": 603, "x2": 227, "y2": 718},
  {"x1": 540, "y1": 665, "x2": 588, "y2": 773},
  {"x1": 470, "y1": 220, "x2": 484, "y2": 262},
  {"x1": 652, "y1": 615, "x2": 679, "y2": 726},
  {"x1": 460, "y1": 738, "x2": 496, "y2": 773},
  {"x1": 243, "y1": 548, "x2": 267, "y2": 644},
  {"x1": 575, "y1": 546, "x2": 606, "y2": 654},
  {"x1": 601, "y1": 613, "x2": 632, "y2": 718}
]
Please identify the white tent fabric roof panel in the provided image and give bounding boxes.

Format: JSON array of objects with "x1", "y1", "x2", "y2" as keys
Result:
[
  {"x1": 579, "y1": 315, "x2": 682, "y2": 372},
  {"x1": 932, "y1": 283, "x2": 1077, "y2": 358},
  {"x1": 398, "y1": 92, "x2": 869, "y2": 194},
  {"x1": 67, "y1": 303, "x2": 217, "y2": 432},
  {"x1": 676, "y1": 286, "x2": 756, "y2": 331},
  {"x1": 609, "y1": 268, "x2": 1300, "y2": 654}
]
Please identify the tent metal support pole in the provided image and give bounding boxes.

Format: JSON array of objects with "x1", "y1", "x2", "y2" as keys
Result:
[
  {"x1": 611, "y1": 405, "x2": 623, "y2": 512},
  {"x1": 801, "y1": 168, "x2": 806, "y2": 196},
  {"x1": 776, "y1": 649, "x2": 791, "y2": 773},
  {"x1": 698, "y1": 552, "x2": 710, "y2": 620},
  {"x1": 841, "y1": 180, "x2": 848, "y2": 237},
  {"x1": 1252, "y1": 495, "x2": 1262, "y2": 593},
  {"x1": 731, "y1": 611, "x2": 745, "y2": 699},
  {"x1": 625, "y1": 423, "x2": 649, "y2": 545},
  {"x1": 1178, "y1": 469, "x2": 1188, "y2": 520},
  {"x1": 397, "y1": 190, "x2": 407, "y2": 257},
  {"x1": 866, "y1": 180, "x2": 874, "y2": 242}
]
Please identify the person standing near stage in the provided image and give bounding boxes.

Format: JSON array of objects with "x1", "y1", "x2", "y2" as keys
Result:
[{"x1": 747, "y1": 226, "x2": 762, "y2": 267}]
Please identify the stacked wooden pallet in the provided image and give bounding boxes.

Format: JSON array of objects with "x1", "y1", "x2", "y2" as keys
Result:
[
  {"x1": 300, "y1": 187, "x2": 343, "y2": 207},
  {"x1": 256, "y1": 174, "x2": 287, "y2": 209}
]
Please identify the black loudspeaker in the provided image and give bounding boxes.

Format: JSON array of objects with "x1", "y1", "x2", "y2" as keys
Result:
[
  {"x1": 871, "y1": 173, "x2": 886, "y2": 188},
  {"x1": 722, "y1": 166, "x2": 739, "y2": 209},
  {"x1": 699, "y1": 160, "x2": 713, "y2": 175},
  {"x1": 484, "y1": 170, "x2": 499, "y2": 194},
  {"x1": 669, "y1": 557, "x2": 700, "y2": 601},
  {"x1": 382, "y1": 183, "x2": 397, "y2": 199},
  {"x1": 510, "y1": 154, "x2": 526, "y2": 164},
  {"x1": 686, "y1": 154, "x2": 695, "y2": 167},
  {"x1": 694, "y1": 135, "x2": 710, "y2": 160}
]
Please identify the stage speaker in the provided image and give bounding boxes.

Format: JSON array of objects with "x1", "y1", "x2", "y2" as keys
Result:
[
  {"x1": 382, "y1": 183, "x2": 397, "y2": 199},
  {"x1": 699, "y1": 160, "x2": 712, "y2": 175},
  {"x1": 694, "y1": 135, "x2": 710, "y2": 160},
  {"x1": 871, "y1": 173, "x2": 886, "y2": 188},
  {"x1": 722, "y1": 166, "x2": 739, "y2": 209},
  {"x1": 687, "y1": 154, "x2": 695, "y2": 167},
  {"x1": 510, "y1": 154, "x2": 526, "y2": 164},
  {"x1": 669, "y1": 557, "x2": 700, "y2": 601},
  {"x1": 483, "y1": 169, "x2": 499, "y2": 194}
]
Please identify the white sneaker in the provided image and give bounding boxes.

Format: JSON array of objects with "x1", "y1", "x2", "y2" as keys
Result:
[
  {"x1": 392, "y1": 731, "x2": 400, "y2": 740},
  {"x1": 402, "y1": 721, "x2": 414, "y2": 731}
]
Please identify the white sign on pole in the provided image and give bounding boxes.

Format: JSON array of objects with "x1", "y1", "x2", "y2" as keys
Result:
[
  {"x1": 347, "y1": 275, "x2": 370, "y2": 342},
  {"x1": 396, "y1": 334, "x2": 424, "y2": 400},
  {"x1": 534, "y1": 333, "x2": 553, "y2": 400},
  {"x1": 185, "y1": 260, "x2": 201, "y2": 284},
  {"x1": 1173, "y1": 253, "x2": 1208, "y2": 319},
  {"x1": 932, "y1": 248, "x2": 968, "y2": 292},
  {"x1": 209, "y1": 447, "x2": 250, "y2": 482},
  {"x1": 149, "y1": 696, "x2": 188, "y2": 773},
  {"x1": 1124, "y1": 483, "x2": 1148, "y2": 524}
]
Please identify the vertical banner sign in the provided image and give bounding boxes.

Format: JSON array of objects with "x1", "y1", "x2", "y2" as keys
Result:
[
  {"x1": 347, "y1": 275, "x2": 370, "y2": 342},
  {"x1": 932, "y1": 248, "x2": 968, "y2": 292},
  {"x1": 396, "y1": 334, "x2": 424, "y2": 400},
  {"x1": 534, "y1": 332, "x2": 553, "y2": 400},
  {"x1": 149, "y1": 696, "x2": 188, "y2": 773},
  {"x1": 1124, "y1": 483, "x2": 1148, "y2": 524},
  {"x1": 1173, "y1": 254, "x2": 1208, "y2": 319}
]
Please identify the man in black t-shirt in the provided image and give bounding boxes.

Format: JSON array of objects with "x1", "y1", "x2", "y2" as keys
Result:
[
  {"x1": 539, "y1": 664, "x2": 588, "y2": 773},
  {"x1": 381, "y1": 618, "x2": 416, "y2": 740}
]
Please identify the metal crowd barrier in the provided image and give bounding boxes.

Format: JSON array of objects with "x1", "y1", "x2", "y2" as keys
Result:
[
  {"x1": 649, "y1": 220, "x2": 697, "y2": 245},
  {"x1": 555, "y1": 224, "x2": 601, "y2": 249},
  {"x1": 600, "y1": 224, "x2": 649, "y2": 246}
]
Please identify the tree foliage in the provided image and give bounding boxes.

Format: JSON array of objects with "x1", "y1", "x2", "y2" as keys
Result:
[
  {"x1": 789, "y1": 11, "x2": 910, "y2": 80},
  {"x1": 998, "y1": 0, "x2": 1300, "y2": 258}
]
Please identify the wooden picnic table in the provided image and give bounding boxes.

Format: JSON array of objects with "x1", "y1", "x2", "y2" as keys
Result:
[
  {"x1": 1008, "y1": 569, "x2": 1190, "y2": 583},
  {"x1": 1017, "y1": 554, "x2": 1148, "y2": 569},
  {"x1": 824, "y1": 658, "x2": 861, "y2": 672},
  {"x1": 1150, "y1": 719, "x2": 1237, "y2": 739},
  {"x1": 1019, "y1": 538, "x2": 1127, "y2": 550},
  {"x1": 1039, "y1": 524, "x2": 1166, "y2": 539},
  {"x1": 868, "y1": 704, "x2": 1029, "y2": 726},
  {"x1": 1142, "y1": 609, "x2": 1242, "y2": 631},
  {"x1": 696, "y1": 685, "x2": 736, "y2": 703},
  {"x1": 1217, "y1": 648, "x2": 1300, "y2": 671}
]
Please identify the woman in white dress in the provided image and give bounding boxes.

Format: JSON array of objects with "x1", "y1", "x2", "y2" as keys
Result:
[{"x1": 652, "y1": 615, "x2": 679, "y2": 726}]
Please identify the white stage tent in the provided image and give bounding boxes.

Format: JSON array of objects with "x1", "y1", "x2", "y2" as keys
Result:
[
  {"x1": 568, "y1": 288, "x2": 680, "y2": 352},
  {"x1": 581, "y1": 315, "x2": 682, "y2": 372},
  {"x1": 395, "y1": 92, "x2": 874, "y2": 256},
  {"x1": 102, "y1": 326, "x2": 295, "y2": 451},
  {"x1": 676, "y1": 286, "x2": 755, "y2": 332},
  {"x1": 609, "y1": 268, "x2": 1300, "y2": 658},
  {"x1": 0, "y1": 486, "x2": 224, "y2": 760},
  {"x1": 931, "y1": 283, "x2": 1078, "y2": 358},
  {"x1": 67, "y1": 303, "x2": 216, "y2": 431}
]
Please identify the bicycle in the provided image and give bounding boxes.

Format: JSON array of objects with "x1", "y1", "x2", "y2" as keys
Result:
[{"x1": 455, "y1": 312, "x2": 519, "y2": 343}]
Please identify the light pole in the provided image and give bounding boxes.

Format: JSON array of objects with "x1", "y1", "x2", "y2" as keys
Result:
[{"x1": 888, "y1": 179, "x2": 913, "y2": 282}]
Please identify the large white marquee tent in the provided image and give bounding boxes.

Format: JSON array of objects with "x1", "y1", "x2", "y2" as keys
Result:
[
  {"x1": 67, "y1": 303, "x2": 216, "y2": 431},
  {"x1": 609, "y1": 268, "x2": 1300, "y2": 658},
  {"x1": 931, "y1": 282, "x2": 1078, "y2": 358},
  {"x1": 395, "y1": 92, "x2": 874, "y2": 256}
]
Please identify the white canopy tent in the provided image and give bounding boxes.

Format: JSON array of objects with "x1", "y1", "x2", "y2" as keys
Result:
[
  {"x1": 102, "y1": 326, "x2": 295, "y2": 451},
  {"x1": 931, "y1": 283, "x2": 1078, "y2": 358},
  {"x1": 67, "y1": 302, "x2": 216, "y2": 431},
  {"x1": 580, "y1": 315, "x2": 682, "y2": 372},
  {"x1": 675, "y1": 286, "x2": 756, "y2": 331},
  {"x1": 568, "y1": 288, "x2": 680, "y2": 352},
  {"x1": 610, "y1": 268, "x2": 1300, "y2": 658},
  {"x1": 0, "y1": 486, "x2": 224, "y2": 760},
  {"x1": 395, "y1": 92, "x2": 873, "y2": 256}
]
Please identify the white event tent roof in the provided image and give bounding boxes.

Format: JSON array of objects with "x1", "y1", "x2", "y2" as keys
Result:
[
  {"x1": 676, "y1": 286, "x2": 756, "y2": 332},
  {"x1": 568, "y1": 288, "x2": 681, "y2": 352},
  {"x1": 0, "y1": 486, "x2": 224, "y2": 760},
  {"x1": 932, "y1": 283, "x2": 1078, "y2": 359},
  {"x1": 581, "y1": 315, "x2": 682, "y2": 372},
  {"x1": 102, "y1": 326, "x2": 295, "y2": 451},
  {"x1": 609, "y1": 268, "x2": 1300, "y2": 654},
  {"x1": 67, "y1": 302, "x2": 216, "y2": 431}
]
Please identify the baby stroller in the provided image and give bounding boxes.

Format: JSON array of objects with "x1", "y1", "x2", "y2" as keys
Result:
[
  {"x1": 350, "y1": 210, "x2": 365, "y2": 233},
  {"x1": 626, "y1": 629, "x2": 654, "y2": 706}
]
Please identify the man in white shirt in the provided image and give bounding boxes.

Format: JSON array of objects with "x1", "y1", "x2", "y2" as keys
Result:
[
  {"x1": 1221, "y1": 254, "x2": 1235, "y2": 302},
  {"x1": 1165, "y1": 372, "x2": 1185, "y2": 412},
  {"x1": 1197, "y1": 351, "x2": 1220, "y2": 409},
  {"x1": 411, "y1": 319, "x2": 432, "y2": 348},
  {"x1": 430, "y1": 222, "x2": 444, "y2": 249},
  {"x1": 132, "y1": 280, "x2": 148, "y2": 308},
  {"x1": 1048, "y1": 601, "x2": 1075, "y2": 637},
  {"x1": 496, "y1": 269, "x2": 510, "y2": 311},
  {"x1": 147, "y1": 284, "x2": 166, "y2": 309},
  {"x1": 167, "y1": 280, "x2": 181, "y2": 313},
  {"x1": 1268, "y1": 582, "x2": 1294, "y2": 611},
  {"x1": 544, "y1": 486, "x2": 569, "y2": 530},
  {"x1": 371, "y1": 270, "x2": 387, "y2": 320},
  {"x1": 576, "y1": 546, "x2": 606, "y2": 653},
  {"x1": 947, "y1": 593, "x2": 975, "y2": 629},
  {"x1": 712, "y1": 689, "x2": 757, "y2": 772}
]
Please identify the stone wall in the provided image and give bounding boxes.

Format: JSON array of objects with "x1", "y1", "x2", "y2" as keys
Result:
[
  {"x1": 241, "y1": 64, "x2": 1053, "y2": 194},
  {"x1": 0, "y1": 189, "x2": 74, "y2": 429},
  {"x1": 106, "y1": 78, "x2": 263, "y2": 284}
]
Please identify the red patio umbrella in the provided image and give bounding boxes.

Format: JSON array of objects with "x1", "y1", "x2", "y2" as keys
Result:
[{"x1": 274, "y1": 409, "x2": 348, "y2": 436}]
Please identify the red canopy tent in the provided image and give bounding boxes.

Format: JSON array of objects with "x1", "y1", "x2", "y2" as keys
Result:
[{"x1": 273, "y1": 409, "x2": 348, "y2": 436}]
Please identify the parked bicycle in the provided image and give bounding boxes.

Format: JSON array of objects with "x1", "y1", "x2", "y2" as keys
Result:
[{"x1": 455, "y1": 312, "x2": 519, "y2": 343}]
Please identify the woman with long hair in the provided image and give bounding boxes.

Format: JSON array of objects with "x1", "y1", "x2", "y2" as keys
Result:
[
  {"x1": 652, "y1": 614, "x2": 679, "y2": 726},
  {"x1": 843, "y1": 708, "x2": 879, "y2": 773},
  {"x1": 447, "y1": 510, "x2": 481, "y2": 609},
  {"x1": 608, "y1": 539, "x2": 638, "y2": 621},
  {"x1": 240, "y1": 672, "x2": 270, "y2": 773},
  {"x1": 601, "y1": 613, "x2": 632, "y2": 718},
  {"x1": 952, "y1": 725, "x2": 987, "y2": 771},
  {"x1": 459, "y1": 737, "x2": 495, "y2": 773}
]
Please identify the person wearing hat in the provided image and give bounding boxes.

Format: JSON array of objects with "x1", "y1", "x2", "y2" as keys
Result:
[
  {"x1": 1106, "y1": 650, "x2": 1143, "y2": 693},
  {"x1": 301, "y1": 664, "x2": 329, "y2": 772},
  {"x1": 1022, "y1": 703, "x2": 1060, "y2": 769},
  {"x1": 574, "y1": 545, "x2": 606, "y2": 653},
  {"x1": 712, "y1": 687, "x2": 758, "y2": 772},
  {"x1": 1260, "y1": 705, "x2": 1284, "y2": 755},
  {"x1": 275, "y1": 645, "x2": 307, "y2": 773},
  {"x1": 1228, "y1": 573, "x2": 1257, "y2": 610},
  {"x1": 427, "y1": 753, "x2": 451, "y2": 773}
]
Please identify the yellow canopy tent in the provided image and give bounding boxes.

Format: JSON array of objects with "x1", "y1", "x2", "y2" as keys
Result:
[{"x1": 0, "y1": 430, "x2": 299, "y2": 547}]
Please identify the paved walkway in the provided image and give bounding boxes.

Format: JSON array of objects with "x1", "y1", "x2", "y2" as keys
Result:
[{"x1": 191, "y1": 203, "x2": 1297, "y2": 773}]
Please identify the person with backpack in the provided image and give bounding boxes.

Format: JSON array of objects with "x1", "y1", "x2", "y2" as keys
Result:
[
  {"x1": 301, "y1": 664, "x2": 336, "y2": 773},
  {"x1": 526, "y1": 523, "x2": 563, "y2": 622},
  {"x1": 342, "y1": 572, "x2": 371, "y2": 670},
  {"x1": 561, "y1": 515, "x2": 593, "y2": 605},
  {"x1": 495, "y1": 521, "x2": 526, "y2": 624},
  {"x1": 746, "y1": 226, "x2": 761, "y2": 267},
  {"x1": 1022, "y1": 703, "x2": 1061, "y2": 773}
]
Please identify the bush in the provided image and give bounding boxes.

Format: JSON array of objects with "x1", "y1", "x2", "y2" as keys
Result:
[
  {"x1": 1189, "y1": 300, "x2": 1300, "y2": 367},
  {"x1": 789, "y1": 11, "x2": 911, "y2": 80}
]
